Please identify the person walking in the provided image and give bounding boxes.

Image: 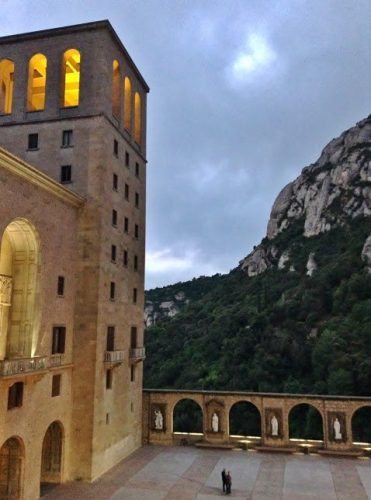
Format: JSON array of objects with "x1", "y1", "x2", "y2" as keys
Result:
[
  {"x1": 226, "y1": 470, "x2": 232, "y2": 495},
  {"x1": 221, "y1": 468, "x2": 227, "y2": 493}
]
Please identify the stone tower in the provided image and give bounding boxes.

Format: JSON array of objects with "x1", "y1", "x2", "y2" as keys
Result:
[{"x1": 0, "y1": 20, "x2": 148, "y2": 493}]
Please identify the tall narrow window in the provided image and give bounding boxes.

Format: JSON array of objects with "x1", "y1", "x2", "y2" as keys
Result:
[
  {"x1": 134, "y1": 224, "x2": 139, "y2": 239},
  {"x1": 62, "y1": 129, "x2": 73, "y2": 147},
  {"x1": 52, "y1": 375, "x2": 61, "y2": 397},
  {"x1": 62, "y1": 49, "x2": 81, "y2": 107},
  {"x1": 125, "y1": 183, "x2": 129, "y2": 200},
  {"x1": 134, "y1": 92, "x2": 142, "y2": 145},
  {"x1": 123, "y1": 250, "x2": 128, "y2": 267},
  {"x1": 112, "y1": 209, "x2": 117, "y2": 226},
  {"x1": 124, "y1": 217, "x2": 129, "y2": 233},
  {"x1": 135, "y1": 162, "x2": 139, "y2": 178},
  {"x1": 106, "y1": 369, "x2": 113, "y2": 389},
  {"x1": 8, "y1": 382, "x2": 23, "y2": 409},
  {"x1": 125, "y1": 151, "x2": 130, "y2": 167},
  {"x1": 27, "y1": 53, "x2": 47, "y2": 111},
  {"x1": 106, "y1": 326, "x2": 115, "y2": 351},
  {"x1": 113, "y1": 173, "x2": 118, "y2": 190},
  {"x1": 123, "y1": 77, "x2": 132, "y2": 131},
  {"x1": 111, "y1": 245, "x2": 116, "y2": 262},
  {"x1": 28, "y1": 133, "x2": 39, "y2": 150},
  {"x1": 0, "y1": 59, "x2": 15, "y2": 114},
  {"x1": 134, "y1": 255, "x2": 138, "y2": 271},
  {"x1": 60, "y1": 165, "x2": 72, "y2": 183},
  {"x1": 110, "y1": 282, "x2": 115, "y2": 300},
  {"x1": 52, "y1": 327, "x2": 66, "y2": 354},
  {"x1": 133, "y1": 288, "x2": 137, "y2": 304},
  {"x1": 112, "y1": 60, "x2": 120, "y2": 118},
  {"x1": 130, "y1": 326, "x2": 137, "y2": 348},
  {"x1": 135, "y1": 192, "x2": 139, "y2": 208},
  {"x1": 57, "y1": 276, "x2": 65, "y2": 296}
]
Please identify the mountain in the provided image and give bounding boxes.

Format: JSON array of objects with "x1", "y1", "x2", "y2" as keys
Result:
[{"x1": 144, "y1": 116, "x2": 371, "y2": 396}]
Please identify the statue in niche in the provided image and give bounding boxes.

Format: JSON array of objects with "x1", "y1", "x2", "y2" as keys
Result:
[
  {"x1": 212, "y1": 412, "x2": 219, "y2": 432},
  {"x1": 333, "y1": 417, "x2": 342, "y2": 440},
  {"x1": 271, "y1": 414, "x2": 279, "y2": 436},
  {"x1": 154, "y1": 409, "x2": 163, "y2": 430}
]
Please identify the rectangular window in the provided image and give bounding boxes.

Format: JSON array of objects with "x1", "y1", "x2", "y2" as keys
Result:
[
  {"x1": 135, "y1": 162, "x2": 139, "y2": 178},
  {"x1": 134, "y1": 224, "x2": 139, "y2": 239},
  {"x1": 130, "y1": 326, "x2": 137, "y2": 348},
  {"x1": 62, "y1": 129, "x2": 73, "y2": 147},
  {"x1": 133, "y1": 288, "x2": 137, "y2": 304},
  {"x1": 112, "y1": 209, "x2": 117, "y2": 227},
  {"x1": 60, "y1": 165, "x2": 72, "y2": 183},
  {"x1": 125, "y1": 183, "x2": 129, "y2": 200},
  {"x1": 125, "y1": 151, "x2": 130, "y2": 167},
  {"x1": 130, "y1": 366, "x2": 135, "y2": 382},
  {"x1": 110, "y1": 282, "x2": 115, "y2": 300},
  {"x1": 111, "y1": 244, "x2": 116, "y2": 262},
  {"x1": 113, "y1": 173, "x2": 118, "y2": 191},
  {"x1": 57, "y1": 276, "x2": 65, "y2": 296},
  {"x1": 106, "y1": 369, "x2": 113, "y2": 389},
  {"x1": 8, "y1": 382, "x2": 23, "y2": 409},
  {"x1": 52, "y1": 326, "x2": 66, "y2": 354},
  {"x1": 134, "y1": 255, "x2": 138, "y2": 271},
  {"x1": 123, "y1": 250, "x2": 128, "y2": 267},
  {"x1": 106, "y1": 413, "x2": 110, "y2": 424},
  {"x1": 124, "y1": 217, "x2": 129, "y2": 233},
  {"x1": 135, "y1": 192, "x2": 139, "y2": 208},
  {"x1": 113, "y1": 139, "x2": 118, "y2": 156},
  {"x1": 106, "y1": 326, "x2": 115, "y2": 351},
  {"x1": 52, "y1": 374, "x2": 61, "y2": 397},
  {"x1": 28, "y1": 133, "x2": 38, "y2": 150}
]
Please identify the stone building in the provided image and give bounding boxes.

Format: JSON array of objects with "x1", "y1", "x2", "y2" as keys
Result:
[{"x1": 0, "y1": 20, "x2": 148, "y2": 499}]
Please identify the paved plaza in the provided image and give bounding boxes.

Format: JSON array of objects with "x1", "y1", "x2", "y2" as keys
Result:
[{"x1": 43, "y1": 445, "x2": 371, "y2": 500}]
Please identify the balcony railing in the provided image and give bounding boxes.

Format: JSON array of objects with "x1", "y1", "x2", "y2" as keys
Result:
[
  {"x1": 104, "y1": 350, "x2": 125, "y2": 364},
  {"x1": 0, "y1": 356, "x2": 48, "y2": 376},
  {"x1": 129, "y1": 347, "x2": 146, "y2": 363},
  {"x1": 49, "y1": 354, "x2": 65, "y2": 368}
]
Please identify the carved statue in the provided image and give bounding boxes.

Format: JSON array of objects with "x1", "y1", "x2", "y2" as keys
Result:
[
  {"x1": 271, "y1": 414, "x2": 278, "y2": 436},
  {"x1": 154, "y1": 409, "x2": 163, "y2": 430},
  {"x1": 334, "y1": 417, "x2": 342, "y2": 440},
  {"x1": 212, "y1": 412, "x2": 219, "y2": 432}
]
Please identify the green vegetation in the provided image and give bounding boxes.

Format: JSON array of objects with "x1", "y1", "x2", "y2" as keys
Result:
[{"x1": 144, "y1": 217, "x2": 371, "y2": 398}]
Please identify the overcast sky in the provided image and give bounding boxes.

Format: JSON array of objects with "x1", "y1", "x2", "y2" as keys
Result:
[{"x1": 2, "y1": 0, "x2": 370, "y2": 289}]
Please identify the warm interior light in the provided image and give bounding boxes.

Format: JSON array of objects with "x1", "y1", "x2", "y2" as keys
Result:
[
  {"x1": 134, "y1": 92, "x2": 141, "y2": 145},
  {"x1": 63, "y1": 49, "x2": 80, "y2": 107},
  {"x1": 112, "y1": 60, "x2": 120, "y2": 118},
  {"x1": 0, "y1": 59, "x2": 15, "y2": 114},
  {"x1": 27, "y1": 53, "x2": 47, "y2": 111},
  {"x1": 123, "y1": 76, "x2": 132, "y2": 131}
]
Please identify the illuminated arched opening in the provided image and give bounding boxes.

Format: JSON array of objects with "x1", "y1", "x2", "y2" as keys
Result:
[
  {"x1": 112, "y1": 60, "x2": 120, "y2": 118},
  {"x1": 134, "y1": 92, "x2": 142, "y2": 145},
  {"x1": 229, "y1": 401, "x2": 261, "y2": 437},
  {"x1": 41, "y1": 421, "x2": 64, "y2": 487},
  {"x1": 0, "y1": 436, "x2": 24, "y2": 499},
  {"x1": 27, "y1": 53, "x2": 47, "y2": 111},
  {"x1": 173, "y1": 399, "x2": 203, "y2": 433},
  {"x1": 0, "y1": 219, "x2": 41, "y2": 360},
  {"x1": 62, "y1": 49, "x2": 80, "y2": 107},
  {"x1": 289, "y1": 404, "x2": 323, "y2": 441},
  {"x1": 352, "y1": 406, "x2": 371, "y2": 444},
  {"x1": 0, "y1": 59, "x2": 15, "y2": 114},
  {"x1": 123, "y1": 77, "x2": 132, "y2": 131}
]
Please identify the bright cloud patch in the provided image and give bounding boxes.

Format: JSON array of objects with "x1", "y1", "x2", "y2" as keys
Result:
[
  {"x1": 146, "y1": 248, "x2": 196, "y2": 273},
  {"x1": 231, "y1": 33, "x2": 277, "y2": 83}
]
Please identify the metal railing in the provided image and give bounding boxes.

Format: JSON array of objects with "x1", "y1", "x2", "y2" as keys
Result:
[
  {"x1": 49, "y1": 354, "x2": 65, "y2": 367},
  {"x1": 104, "y1": 350, "x2": 125, "y2": 363},
  {"x1": 129, "y1": 347, "x2": 146, "y2": 362}
]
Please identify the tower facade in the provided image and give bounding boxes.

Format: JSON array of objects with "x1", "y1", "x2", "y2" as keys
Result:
[{"x1": 0, "y1": 20, "x2": 148, "y2": 498}]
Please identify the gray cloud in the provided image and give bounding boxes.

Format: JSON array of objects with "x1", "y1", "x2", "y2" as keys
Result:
[{"x1": 2, "y1": 0, "x2": 370, "y2": 288}]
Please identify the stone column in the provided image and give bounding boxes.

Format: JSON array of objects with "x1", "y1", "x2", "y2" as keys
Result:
[{"x1": 0, "y1": 274, "x2": 12, "y2": 360}]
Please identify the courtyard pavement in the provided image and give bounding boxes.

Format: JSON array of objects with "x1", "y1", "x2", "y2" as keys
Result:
[{"x1": 43, "y1": 445, "x2": 371, "y2": 499}]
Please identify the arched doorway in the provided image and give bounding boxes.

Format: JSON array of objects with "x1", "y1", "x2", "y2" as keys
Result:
[
  {"x1": 0, "y1": 219, "x2": 40, "y2": 360},
  {"x1": 289, "y1": 404, "x2": 323, "y2": 441},
  {"x1": 173, "y1": 399, "x2": 203, "y2": 434},
  {"x1": 229, "y1": 401, "x2": 261, "y2": 437},
  {"x1": 352, "y1": 407, "x2": 371, "y2": 443},
  {"x1": 0, "y1": 437, "x2": 24, "y2": 500},
  {"x1": 40, "y1": 421, "x2": 63, "y2": 487}
]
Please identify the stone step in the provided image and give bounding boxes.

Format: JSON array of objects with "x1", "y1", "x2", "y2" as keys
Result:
[
  {"x1": 317, "y1": 449, "x2": 363, "y2": 458},
  {"x1": 256, "y1": 446, "x2": 298, "y2": 454},
  {"x1": 195, "y1": 441, "x2": 235, "y2": 450}
]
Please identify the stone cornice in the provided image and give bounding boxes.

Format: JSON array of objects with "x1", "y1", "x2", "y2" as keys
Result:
[{"x1": 0, "y1": 147, "x2": 85, "y2": 208}]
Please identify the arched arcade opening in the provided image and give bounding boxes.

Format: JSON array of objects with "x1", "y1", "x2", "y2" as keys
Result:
[
  {"x1": 229, "y1": 401, "x2": 261, "y2": 437},
  {"x1": 352, "y1": 406, "x2": 371, "y2": 444},
  {"x1": 173, "y1": 399, "x2": 203, "y2": 434},
  {"x1": 40, "y1": 421, "x2": 64, "y2": 487},
  {"x1": 0, "y1": 436, "x2": 24, "y2": 500},
  {"x1": 289, "y1": 403, "x2": 323, "y2": 442}
]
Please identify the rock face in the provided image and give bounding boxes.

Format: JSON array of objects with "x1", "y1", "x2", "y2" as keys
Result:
[
  {"x1": 361, "y1": 234, "x2": 371, "y2": 270},
  {"x1": 144, "y1": 292, "x2": 188, "y2": 326},
  {"x1": 241, "y1": 115, "x2": 371, "y2": 276}
]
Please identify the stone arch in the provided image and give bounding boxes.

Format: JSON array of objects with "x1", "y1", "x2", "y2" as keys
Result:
[
  {"x1": 40, "y1": 421, "x2": 64, "y2": 485},
  {"x1": 27, "y1": 53, "x2": 47, "y2": 111},
  {"x1": 0, "y1": 436, "x2": 24, "y2": 499},
  {"x1": 0, "y1": 218, "x2": 41, "y2": 360},
  {"x1": 0, "y1": 58, "x2": 15, "y2": 114},
  {"x1": 172, "y1": 398, "x2": 203, "y2": 433},
  {"x1": 288, "y1": 403, "x2": 324, "y2": 441},
  {"x1": 229, "y1": 400, "x2": 261, "y2": 437},
  {"x1": 112, "y1": 60, "x2": 120, "y2": 118},
  {"x1": 351, "y1": 405, "x2": 371, "y2": 444},
  {"x1": 134, "y1": 92, "x2": 141, "y2": 145},
  {"x1": 123, "y1": 76, "x2": 132, "y2": 131},
  {"x1": 62, "y1": 48, "x2": 81, "y2": 107}
]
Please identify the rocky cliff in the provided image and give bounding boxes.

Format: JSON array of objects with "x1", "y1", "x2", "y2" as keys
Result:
[{"x1": 240, "y1": 115, "x2": 371, "y2": 276}]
